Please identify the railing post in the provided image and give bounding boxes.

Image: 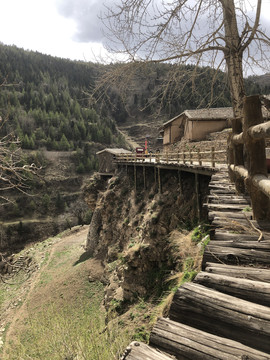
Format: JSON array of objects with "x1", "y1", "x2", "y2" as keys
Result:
[
  {"x1": 197, "y1": 148, "x2": 202, "y2": 166},
  {"x1": 177, "y1": 151, "x2": 180, "y2": 164},
  {"x1": 243, "y1": 95, "x2": 268, "y2": 220},
  {"x1": 189, "y1": 149, "x2": 193, "y2": 165},
  {"x1": 156, "y1": 151, "x2": 160, "y2": 164}
]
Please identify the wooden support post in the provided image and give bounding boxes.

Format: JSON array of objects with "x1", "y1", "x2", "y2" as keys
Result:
[
  {"x1": 189, "y1": 149, "x2": 193, "y2": 165},
  {"x1": 178, "y1": 170, "x2": 182, "y2": 194},
  {"x1": 177, "y1": 151, "x2": 180, "y2": 164},
  {"x1": 134, "y1": 164, "x2": 137, "y2": 192},
  {"x1": 143, "y1": 166, "x2": 146, "y2": 190},
  {"x1": 195, "y1": 172, "x2": 201, "y2": 220},
  {"x1": 154, "y1": 166, "x2": 157, "y2": 189},
  {"x1": 243, "y1": 95, "x2": 269, "y2": 220},
  {"x1": 158, "y1": 167, "x2": 162, "y2": 194},
  {"x1": 211, "y1": 146, "x2": 215, "y2": 167},
  {"x1": 183, "y1": 151, "x2": 186, "y2": 164}
]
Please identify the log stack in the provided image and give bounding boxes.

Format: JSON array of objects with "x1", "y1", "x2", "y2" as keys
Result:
[{"x1": 122, "y1": 169, "x2": 270, "y2": 359}]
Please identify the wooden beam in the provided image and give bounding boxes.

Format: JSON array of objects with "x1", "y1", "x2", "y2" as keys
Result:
[
  {"x1": 150, "y1": 317, "x2": 269, "y2": 360},
  {"x1": 169, "y1": 282, "x2": 270, "y2": 353},
  {"x1": 205, "y1": 262, "x2": 270, "y2": 283},
  {"x1": 194, "y1": 271, "x2": 270, "y2": 306},
  {"x1": 248, "y1": 120, "x2": 270, "y2": 140},
  {"x1": 122, "y1": 341, "x2": 173, "y2": 360}
]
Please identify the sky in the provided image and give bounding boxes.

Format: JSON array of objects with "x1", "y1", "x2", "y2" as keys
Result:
[
  {"x1": 0, "y1": 0, "x2": 269, "y2": 66},
  {"x1": 0, "y1": 0, "x2": 110, "y2": 62}
]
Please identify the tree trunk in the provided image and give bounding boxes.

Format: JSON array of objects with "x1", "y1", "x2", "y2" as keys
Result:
[{"x1": 221, "y1": 0, "x2": 245, "y2": 190}]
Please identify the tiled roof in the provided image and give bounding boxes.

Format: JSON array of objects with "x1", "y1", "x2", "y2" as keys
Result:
[{"x1": 96, "y1": 148, "x2": 131, "y2": 155}]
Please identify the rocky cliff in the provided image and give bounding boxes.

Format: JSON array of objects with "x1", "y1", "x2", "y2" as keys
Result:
[{"x1": 85, "y1": 168, "x2": 211, "y2": 314}]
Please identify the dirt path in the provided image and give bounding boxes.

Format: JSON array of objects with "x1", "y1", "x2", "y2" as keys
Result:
[{"x1": 0, "y1": 226, "x2": 104, "y2": 359}]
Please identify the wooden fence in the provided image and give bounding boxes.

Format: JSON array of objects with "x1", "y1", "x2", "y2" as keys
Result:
[
  {"x1": 115, "y1": 147, "x2": 227, "y2": 169},
  {"x1": 229, "y1": 95, "x2": 270, "y2": 220}
]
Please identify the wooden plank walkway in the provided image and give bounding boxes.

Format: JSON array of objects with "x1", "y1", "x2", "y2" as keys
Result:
[{"x1": 122, "y1": 169, "x2": 270, "y2": 359}]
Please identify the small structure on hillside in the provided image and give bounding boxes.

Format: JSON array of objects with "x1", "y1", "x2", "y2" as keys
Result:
[
  {"x1": 160, "y1": 107, "x2": 233, "y2": 148},
  {"x1": 96, "y1": 148, "x2": 131, "y2": 174}
]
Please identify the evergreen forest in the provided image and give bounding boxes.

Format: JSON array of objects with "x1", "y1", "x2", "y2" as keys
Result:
[{"x1": 0, "y1": 43, "x2": 268, "y2": 174}]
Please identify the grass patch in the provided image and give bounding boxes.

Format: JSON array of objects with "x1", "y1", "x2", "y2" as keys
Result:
[{"x1": 6, "y1": 282, "x2": 130, "y2": 360}]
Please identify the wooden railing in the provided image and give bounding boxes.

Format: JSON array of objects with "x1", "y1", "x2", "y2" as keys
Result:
[
  {"x1": 115, "y1": 147, "x2": 227, "y2": 169},
  {"x1": 229, "y1": 95, "x2": 270, "y2": 220}
]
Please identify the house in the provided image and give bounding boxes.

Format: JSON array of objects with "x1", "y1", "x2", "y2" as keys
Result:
[
  {"x1": 96, "y1": 148, "x2": 131, "y2": 174},
  {"x1": 160, "y1": 107, "x2": 233, "y2": 148}
]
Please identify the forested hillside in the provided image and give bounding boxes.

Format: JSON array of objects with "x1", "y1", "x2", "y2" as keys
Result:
[{"x1": 0, "y1": 44, "x2": 267, "y2": 158}]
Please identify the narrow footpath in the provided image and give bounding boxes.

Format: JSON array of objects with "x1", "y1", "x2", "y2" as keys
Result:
[{"x1": 122, "y1": 169, "x2": 270, "y2": 359}]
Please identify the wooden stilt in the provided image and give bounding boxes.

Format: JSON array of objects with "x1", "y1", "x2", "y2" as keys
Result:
[
  {"x1": 195, "y1": 172, "x2": 201, "y2": 220},
  {"x1": 158, "y1": 167, "x2": 162, "y2": 194},
  {"x1": 134, "y1": 164, "x2": 137, "y2": 192},
  {"x1": 178, "y1": 170, "x2": 182, "y2": 194},
  {"x1": 143, "y1": 166, "x2": 146, "y2": 190}
]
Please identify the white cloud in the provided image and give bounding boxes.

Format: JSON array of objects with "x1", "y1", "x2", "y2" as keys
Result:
[{"x1": 0, "y1": 0, "x2": 107, "y2": 61}]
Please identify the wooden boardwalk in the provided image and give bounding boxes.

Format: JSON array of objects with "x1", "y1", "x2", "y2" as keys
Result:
[{"x1": 122, "y1": 169, "x2": 270, "y2": 359}]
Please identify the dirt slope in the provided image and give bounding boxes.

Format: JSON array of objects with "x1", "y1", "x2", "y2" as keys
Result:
[{"x1": 0, "y1": 226, "x2": 104, "y2": 359}]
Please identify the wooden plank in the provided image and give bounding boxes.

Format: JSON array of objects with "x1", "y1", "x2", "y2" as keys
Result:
[
  {"x1": 169, "y1": 282, "x2": 270, "y2": 353},
  {"x1": 207, "y1": 196, "x2": 250, "y2": 205},
  {"x1": 150, "y1": 318, "x2": 270, "y2": 360},
  {"x1": 212, "y1": 231, "x2": 261, "y2": 241},
  {"x1": 194, "y1": 271, "x2": 270, "y2": 306},
  {"x1": 208, "y1": 239, "x2": 270, "y2": 250},
  {"x1": 211, "y1": 218, "x2": 252, "y2": 228},
  {"x1": 202, "y1": 245, "x2": 270, "y2": 267},
  {"x1": 209, "y1": 184, "x2": 235, "y2": 191},
  {"x1": 122, "y1": 342, "x2": 174, "y2": 360},
  {"x1": 205, "y1": 203, "x2": 248, "y2": 211},
  {"x1": 209, "y1": 188, "x2": 236, "y2": 195},
  {"x1": 205, "y1": 262, "x2": 270, "y2": 283},
  {"x1": 208, "y1": 211, "x2": 251, "y2": 220}
]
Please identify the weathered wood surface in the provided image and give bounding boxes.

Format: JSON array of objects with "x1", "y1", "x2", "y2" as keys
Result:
[
  {"x1": 205, "y1": 262, "x2": 270, "y2": 282},
  {"x1": 122, "y1": 341, "x2": 174, "y2": 360},
  {"x1": 205, "y1": 203, "x2": 248, "y2": 211},
  {"x1": 169, "y1": 282, "x2": 270, "y2": 353},
  {"x1": 150, "y1": 317, "x2": 270, "y2": 360},
  {"x1": 122, "y1": 167, "x2": 270, "y2": 359},
  {"x1": 212, "y1": 230, "x2": 263, "y2": 241},
  {"x1": 194, "y1": 271, "x2": 270, "y2": 306},
  {"x1": 206, "y1": 239, "x2": 270, "y2": 250},
  {"x1": 207, "y1": 195, "x2": 250, "y2": 204},
  {"x1": 202, "y1": 245, "x2": 270, "y2": 267},
  {"x1": 211, "y1": 217, "x2": 253, "y2": 228},
  {"x1": 208, "y1": 210, "x2": 252, "y2": 220},
  {"x1": 209, "y1": 188, "x2": 236, "y2": 194}
]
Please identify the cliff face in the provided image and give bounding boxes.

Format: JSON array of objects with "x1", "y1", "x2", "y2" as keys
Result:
[{"x1": 85, "y1": 169, "x2": 211, "y2": 309}]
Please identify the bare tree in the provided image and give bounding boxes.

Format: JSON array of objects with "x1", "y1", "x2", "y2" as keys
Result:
[
  {"x1": 100, "y1": 0, "x2": 269, "y2": 124},
  {"x1": 0, "y1": 118, "x2": 38, "y2": 205}
]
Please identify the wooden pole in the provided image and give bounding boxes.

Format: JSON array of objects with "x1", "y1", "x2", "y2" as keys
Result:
[
  {"x1": 158, "y1": 167, "x2": 162, "y2": 194},
  {"x1": 134, "y1": 164, "x2": 137, "y2": 192},
  {"x1": 143, "y1": 166, "x2": 146, "y2": 190},
  {"x1": 178, "y1": 170, "x2": 182, "y2": 195},
  {"x1": 197, "y1": 149, "x2": 202, "y2": 166},
  {"x1": 211, "y1": 147, "x2": 215, "y2": 168},
  {"x1": 195, "y1": 172, "x2": 201, "y2": 220},
  {"x1": 243, "y1": 95, "x2": 269, "y2": 220}
]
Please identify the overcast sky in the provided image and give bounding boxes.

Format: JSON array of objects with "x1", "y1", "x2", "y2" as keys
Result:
[{"x1": 0, "y1": 0, "x2": 269, "y2": 67}]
